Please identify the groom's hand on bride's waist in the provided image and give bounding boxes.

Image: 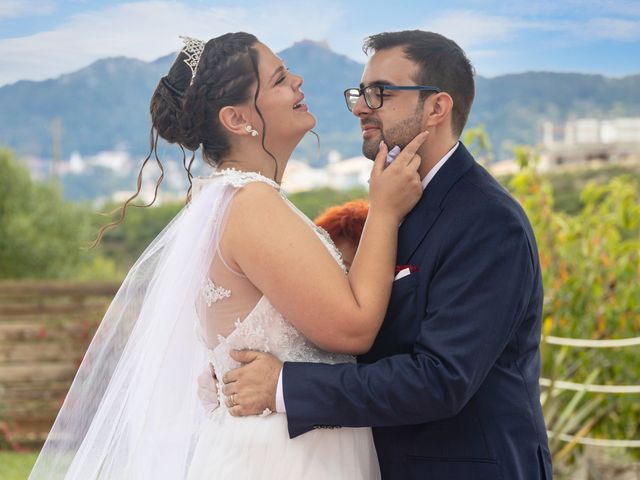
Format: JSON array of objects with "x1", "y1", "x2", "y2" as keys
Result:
[{"x1": 223, "y1": 350, "x2": 282, "y2": 417}]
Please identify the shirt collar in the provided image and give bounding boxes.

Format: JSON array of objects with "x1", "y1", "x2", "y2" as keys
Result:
[{"x1": 421, "y1": 141, "x2": 459, "y2": 190}]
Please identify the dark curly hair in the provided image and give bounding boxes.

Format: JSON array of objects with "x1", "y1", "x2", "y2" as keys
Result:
[
  {"x1": 92, "y1": 32, "x2": 274, "y2": 246},
  {"x1": 152, "y1": 32, "x2": 263, "y2": 165}
]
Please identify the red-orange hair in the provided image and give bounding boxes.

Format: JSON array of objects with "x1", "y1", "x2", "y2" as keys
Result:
[{"x1": 314, "y1": 199, "x2": 369, "y2": 245}]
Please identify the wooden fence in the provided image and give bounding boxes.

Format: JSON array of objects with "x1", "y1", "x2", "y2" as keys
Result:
[
  {"x1": 0, "y1": 281, "x2": 118, "y2": 449},
  {"x1": 2, "y1": 279, "x2": 639, "y2": 469}
]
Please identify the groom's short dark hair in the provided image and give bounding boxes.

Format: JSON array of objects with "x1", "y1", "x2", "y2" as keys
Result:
[{"x1": 363, "y1": 30, "x2": 475, "y2": 137}]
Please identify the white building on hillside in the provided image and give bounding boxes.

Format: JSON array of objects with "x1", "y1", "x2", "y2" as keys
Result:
[
  {"x1": 325, "y1": 156, "x2": 372, "y2": 190},
  {"x1": 281, "y1": 160, "x2": 329, "y2": 193},
  {"x1": 540, "y1": 117, "x2": 640, "y2": 170},
  {"x1": 281, "y1": 156, "x2": 372, "y2": 193}
]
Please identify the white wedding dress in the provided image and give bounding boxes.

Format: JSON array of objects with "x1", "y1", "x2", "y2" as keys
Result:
[
  {"x1": 30, "y1": 168, "x2": 380, "y2": 479},
  {"x1": 187, "y1": 170, "x2": 380, "y2": 479}
]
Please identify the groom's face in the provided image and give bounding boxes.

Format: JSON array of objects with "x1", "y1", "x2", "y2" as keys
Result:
[{"x1": 353, "y1": 46, "x2": 427, "y2": 160}]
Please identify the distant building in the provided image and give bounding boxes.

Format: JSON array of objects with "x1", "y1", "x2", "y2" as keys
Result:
[
  {"x1": 325, "y1": 156, "x2": 371, "y2": 190},
  {"x1": 281, "y1": 160, "x2": 329, "y2": 193},
  {"x1": 110, "y1": 180, "x2": 183, "y2": 206},
  {"x1": 488, "y1": 159, "x2": 519, "y2": 177},
  {"x1": 540, "y1": 117, "x2": 640, "y2": 170},
  {"x1": 86, "y1": 150, "x2": 132, "y2": 173},
  {"x1": 281, "y1": 156, "x2": 371, "y2": 193},
  {"x1": 68, "y1": 151, "x2": 85, "y2": 174}
]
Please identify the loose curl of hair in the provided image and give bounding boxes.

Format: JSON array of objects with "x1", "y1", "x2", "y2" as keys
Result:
[{"x1": 92, "y1": 32, "x2": 277, "y2": 247}]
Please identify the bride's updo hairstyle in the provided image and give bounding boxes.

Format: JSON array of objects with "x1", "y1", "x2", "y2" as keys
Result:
[
  {"x1": 152, "y1": 32, "x2": 261, "y2": 167},
  {"x1": 92, "y1": 32, "x2": 270, "y2": 247}
]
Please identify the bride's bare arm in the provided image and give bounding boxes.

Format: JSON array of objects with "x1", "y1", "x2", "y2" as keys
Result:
[{"x1": 223, "y1": 133, "x2": 426, "y2": 355}]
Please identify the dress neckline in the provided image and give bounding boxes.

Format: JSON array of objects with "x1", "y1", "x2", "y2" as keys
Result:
[{"x1": 210, "y1": 168, "x2": 281, "y2": 191}]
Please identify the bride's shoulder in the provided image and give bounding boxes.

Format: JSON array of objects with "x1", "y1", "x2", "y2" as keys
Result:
[
  {"x1": 232, "y1": 177, "x2": 283, "y2": 205},
  {"x1": 225, "y1": 174, "x2": 287, "y2": 220}
]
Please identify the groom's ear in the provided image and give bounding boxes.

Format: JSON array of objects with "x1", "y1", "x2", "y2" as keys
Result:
[{"x1": 424, "y1": 92, "x2": 453, "y2": 130}]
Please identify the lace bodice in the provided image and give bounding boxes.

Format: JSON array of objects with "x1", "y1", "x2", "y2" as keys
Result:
[{"x1": 195, "y1": 169, "x2": 354, "y2": 410}]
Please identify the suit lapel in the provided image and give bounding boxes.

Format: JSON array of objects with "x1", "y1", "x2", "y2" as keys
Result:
[{"x1": 397, "y1": 143, "x2": 476, "y2": 265}]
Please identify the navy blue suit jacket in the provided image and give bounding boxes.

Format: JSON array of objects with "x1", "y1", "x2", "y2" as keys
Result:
[{"x1": 283, "y1": 144, "x2": 553, "y2": 479}]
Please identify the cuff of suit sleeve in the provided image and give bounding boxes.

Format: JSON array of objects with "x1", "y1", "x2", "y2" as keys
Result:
[{"x1": 275, "y1": 366, "x2": 286, "y2": 413}]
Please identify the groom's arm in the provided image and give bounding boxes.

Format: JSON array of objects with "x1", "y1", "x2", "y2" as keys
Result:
[{"x1": 283, "y1": 205, "x2": 538, "y2": 438}]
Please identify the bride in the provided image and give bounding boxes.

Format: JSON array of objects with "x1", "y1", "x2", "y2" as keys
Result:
[{"x1": 30, "y1": 32, "x2": 425, "y2": 479}]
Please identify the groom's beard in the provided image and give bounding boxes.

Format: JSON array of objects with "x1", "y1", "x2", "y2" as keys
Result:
[{"x1": 362, "y1": 103, "x2": 425, "y2": 160}]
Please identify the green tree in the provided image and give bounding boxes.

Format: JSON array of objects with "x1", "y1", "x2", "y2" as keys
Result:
[
  {"x1": 0, "y1": 148, "x2": 115, "y2": 279},
  {"x1": 288, "y1": 186, "x2": 368, "y2": 220},
  {"x1": 508, "y1": 147, "x2": 640, "y2": 465},
  {"x1": 462, "y1": 123, "x2": 492, "y2": 164},
  {"x1": 95, "y1": 201, "x2": 182, "y2": 272}
]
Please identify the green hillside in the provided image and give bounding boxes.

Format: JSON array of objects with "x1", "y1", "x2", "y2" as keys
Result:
[{"x1": 1, "y1": 41, "x2": 639, "y2": 166}]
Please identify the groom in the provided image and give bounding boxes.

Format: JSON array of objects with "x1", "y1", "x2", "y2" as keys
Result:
[{"x1": 223, "y1": 30, "x2": 552, "y2": 479}]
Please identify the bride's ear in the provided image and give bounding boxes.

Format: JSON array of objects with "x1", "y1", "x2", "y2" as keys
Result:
[{"x1": 219, "y1": 106, "x2": 252, "y2": 136}]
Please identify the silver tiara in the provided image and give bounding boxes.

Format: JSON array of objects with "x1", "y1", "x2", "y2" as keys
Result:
[{"x1": 179, "y1": 36, "x2": 205, "y2": 84}]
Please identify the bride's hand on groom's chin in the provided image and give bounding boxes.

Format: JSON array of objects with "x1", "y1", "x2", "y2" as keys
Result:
[{"x1": 222, "y1": 350, "x2": 282, "y2": 417}]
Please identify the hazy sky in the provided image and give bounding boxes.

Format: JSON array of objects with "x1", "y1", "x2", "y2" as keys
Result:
[{"x1": 1, "y1": 0, "x2": 639, "y2": 86}]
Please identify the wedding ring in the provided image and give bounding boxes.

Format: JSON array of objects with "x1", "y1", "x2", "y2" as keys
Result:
[{"x1": 229, "y1": 394, "x2": 237, "y2": 407}]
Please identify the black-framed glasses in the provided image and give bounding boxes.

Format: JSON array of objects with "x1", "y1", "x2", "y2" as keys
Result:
[{"x1": 343, "y1": 85, "x2": 442, "y2": 111}]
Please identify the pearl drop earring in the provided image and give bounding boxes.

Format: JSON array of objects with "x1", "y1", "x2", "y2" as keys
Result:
[{"x1": 245, "y1": 124, "x2": 259, "y2": 137}]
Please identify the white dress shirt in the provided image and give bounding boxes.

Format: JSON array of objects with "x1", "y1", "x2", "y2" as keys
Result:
[{"x1": 275, "y1": 142, "x2": 460, "y2": 413}]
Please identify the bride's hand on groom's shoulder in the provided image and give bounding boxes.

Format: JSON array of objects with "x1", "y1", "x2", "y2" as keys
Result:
[
  {"x1": 368, "y1": 130, "x2": 428, "y2": 223},
  {"x1": 222, "y1": 350, "x2": 282, "y2": 417}
]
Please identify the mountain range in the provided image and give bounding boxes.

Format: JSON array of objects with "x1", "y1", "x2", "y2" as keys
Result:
[{"x1": 1, "y1": 40, "x2": 640, "y2": 166}]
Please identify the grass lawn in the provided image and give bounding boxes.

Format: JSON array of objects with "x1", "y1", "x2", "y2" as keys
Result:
[{"x1": 0, "y1": 452, "x2": 38, "y2": 480}]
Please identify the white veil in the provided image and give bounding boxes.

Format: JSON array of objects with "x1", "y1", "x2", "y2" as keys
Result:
[{"x1": 29, "y1": 177, "x2": 236, "y2": 479}]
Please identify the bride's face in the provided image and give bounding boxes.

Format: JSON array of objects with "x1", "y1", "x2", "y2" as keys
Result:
[{"x1": 249, "y1": 42, "x2": 316, "y2": 143}]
